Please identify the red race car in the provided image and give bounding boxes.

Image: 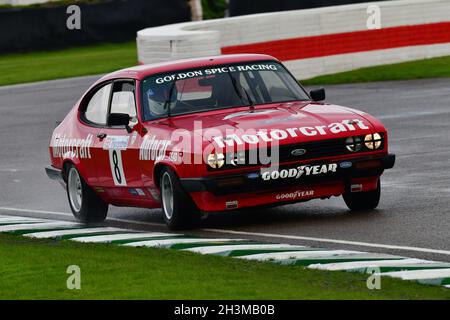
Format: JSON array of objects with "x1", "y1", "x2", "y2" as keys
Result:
[{"x1": 46, "y1": 54, "x2": 395, "y2": 229}]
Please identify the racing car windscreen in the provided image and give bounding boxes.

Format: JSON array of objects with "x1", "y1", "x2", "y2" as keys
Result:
[{"x1": 141, "y1": 61, "x2": 310, "y2": 120}]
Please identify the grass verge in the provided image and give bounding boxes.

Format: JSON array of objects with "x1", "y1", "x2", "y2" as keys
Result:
[
  {"x1": 301, "y1": 56, "x2": 450, "y2": 86},
  {"x1": 0, "y1": 41, "x2": 137, "y2": 86},
  {"x1": 0, "y1": 234, "x2": 449, "y2": 299}
]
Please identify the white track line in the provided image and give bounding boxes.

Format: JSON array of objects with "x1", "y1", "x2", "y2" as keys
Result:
[
  {"x1": 238, "y1": 250, "x2": 363, "y2": 261},
  {"x1": 0, "y1": 215, "x2": 44, "y2": 223},
  {"x1": 25, "y1": 227, "x2": 123, "y2": 239},
  {"x1": 1, "y1": 206, "x2": 450, "y2": 257},
  {"x1": 124, "y1": 238, "x2": 243, "y2": 248},
  {"x1": 0, "y1": 207, "x2": 165, "y2": 227},
  {"x1": 72, "y1": 232, "x2": 177, "y2": 243},
  {"x1": 185, "y1": 243, "x2": 307, "y2": 254},
  {"x1": 0, "y1": 221, "x2": 79, "y2": 232},
  {"x1": 380, "y1": 268, "x2": 450, "y2": 281},
  {"x1": 201, "y1": 228, "x2": 450, "y2": 256},
  {"x1": 308, "y1": 258, "x2": 435, "y2": 271},
  {"x1": 0, "y1": 207, "x2": 74, "y2": 217},
  {"x1": 0, "y1": 219, "x2": 44, "y2": 225}
]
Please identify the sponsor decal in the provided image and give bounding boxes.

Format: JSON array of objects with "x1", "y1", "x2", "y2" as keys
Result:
[
  {"x1": 340, "y1": 161, "x2": 353, "y2": 169},
  {"x1": 155, "y1": 64, "x2": 278, "y2": 85},
  {"x1": 168, "y1": 151, "x2": 182, "y2": 163},
  {"x1": 213, "y1": 119, "x2": 370, "y2": 148},
  {"x1": 52, "y1": 133, "x2": 93, "y2": 159},
  {"x1": 139, "y1": 135, "x2": 171, "y2": 161},
  {"x1": 129, "y1": 188, "x2": 148, "y2": 196},
  {"x1": 246, "y1": 172, "x2": 260, "y2": 179},
  {"x1": 225, "y1": 200, "x2": 238, "y2": 209},
  {"x1": 291, "y1": 148, "x2": 306, "y2": 156},
  {"x1": 128, "y1": 188, "x2": 139, "y2": 196},
  {"x1": 102, "y1": 136, "x2": 129, "y2": 150},
  {"x1": 261, "y1": 163, "x2": 338, "y2": 181},
  {"x1": 276, "y1": 190, "x2": 314, "y2": 201},
  {"x1": 147, "y1": 188, "x2": 160, "y2": 202},
  {"x1": 94, "y1": 187, "x2": 105, "y2": 193}
]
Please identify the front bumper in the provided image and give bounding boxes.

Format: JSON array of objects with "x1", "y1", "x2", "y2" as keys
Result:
[
  {"x1": 45, "y1": 165, "x2": 65, "y2": 188},
  {"x1": 180, "y1": 154, "x2": 395, "y2": 196}
]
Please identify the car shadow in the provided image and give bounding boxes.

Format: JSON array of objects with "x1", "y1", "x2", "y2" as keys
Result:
[
  {"x1": 199, "y1": 201, "x2": 382, "y2": 230},
  {"x1": 108, "y1": 200, "x2": 384, "y2": 232}
]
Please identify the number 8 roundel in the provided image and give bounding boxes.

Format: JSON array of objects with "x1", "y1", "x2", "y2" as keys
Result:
[{"x1": 108, "y1": 149, "x2": 127, "y2": 186}]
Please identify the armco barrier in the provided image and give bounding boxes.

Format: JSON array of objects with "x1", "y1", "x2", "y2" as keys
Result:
[{"x1": 137, "y1": 0, "x2": 450, "y2": 79}]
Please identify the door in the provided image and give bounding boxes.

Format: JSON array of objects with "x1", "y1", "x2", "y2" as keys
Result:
[
  {"x1": 77, "y1": 82, "x2": 113, "y2": 186},
  {"x1": 94, "y1": 80, "x2": 143, "y2": 195}
]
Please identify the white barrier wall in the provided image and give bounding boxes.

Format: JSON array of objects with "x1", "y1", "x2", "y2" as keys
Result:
[{"x1": 137, "y1": 0, "x2": 450, "y2": 79}]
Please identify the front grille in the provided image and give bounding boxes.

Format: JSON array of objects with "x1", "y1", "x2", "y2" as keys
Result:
[
  {"x1": 276, "y1": 138, "x2": 349, "y2": 163},
  {"x1": 212, "y1": 135, "x2": 384, "y2": 171}
]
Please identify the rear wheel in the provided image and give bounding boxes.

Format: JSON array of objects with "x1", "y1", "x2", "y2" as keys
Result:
[
  {"x1": 66, "y1": 164, "x2": 108, "y2": 223},
  {"x1": 159, "y1": 167, "x2": 200, "y2": 230},
  {"x1": 343, "y1": 179, "x2": 381, "y2": 211}
]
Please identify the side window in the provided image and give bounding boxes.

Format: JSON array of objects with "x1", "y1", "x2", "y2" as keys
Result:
[
  {"x1": 110, "y1": 82, "x2": 136, "y2": 116},
  {"x1": 84, "y1": 83, "x2": 112, "y2": 125}
]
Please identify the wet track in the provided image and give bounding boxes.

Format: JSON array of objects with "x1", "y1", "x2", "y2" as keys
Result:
[{"x1": 0, "y1": 76, "x2": 449, "y2": 262}]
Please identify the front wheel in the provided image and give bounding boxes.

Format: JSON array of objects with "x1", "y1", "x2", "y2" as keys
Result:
[
  {"x1": 66, "y1": 164, "x2": 108, "y2": 223},
  {"x1": 160, "y1": 167, "x2": 200, "y2": 230},
  {"x1": 343, "y1": 179, "x2": 381, "y2": 211}
]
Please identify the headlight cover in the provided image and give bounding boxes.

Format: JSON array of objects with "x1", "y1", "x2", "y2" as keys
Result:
[
  {"x1": 207, "y1": 153, "x2": 225, "y2": 169},
  {"x1": 345, "y1": 136, "x2": 363, "y2": 152},
  {"x1": 364, "y1": 133, "x2": 383, "y2": 150}
]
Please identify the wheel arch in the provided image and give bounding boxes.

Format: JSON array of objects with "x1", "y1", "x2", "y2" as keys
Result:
[
  {"x1": 153, "y1": 162, "x2": 179, "y2": 190},
  {"x1": 61, "y1": 158, "x2": 87, "y2": 184}
]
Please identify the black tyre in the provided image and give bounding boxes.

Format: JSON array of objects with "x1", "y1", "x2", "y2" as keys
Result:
[
  {"x1": 66, "y1": 164, "x2": 108, "y2": 223},
  {"x1": 159, "y1": 167, "x2": 200, "y2": 230},
  {"x1": 343, "y1": 179, "x2": 381, "y2": 211}
]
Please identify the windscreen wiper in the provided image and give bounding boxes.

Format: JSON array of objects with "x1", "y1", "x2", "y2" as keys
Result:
[
  {"x1": 242, "y1": 87, "x2": 255, "y2": 111},
  {"x1": 226, "y1": 69, "x2": 255, "y2": 111},
  {"x1": 226, "y1": 70, "x2": 246, "y2": 106}
]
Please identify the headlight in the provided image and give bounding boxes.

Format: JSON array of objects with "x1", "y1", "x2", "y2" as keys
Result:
[
  {"x1": 364, "y1": 133, "x2": 382, "y2": 150},
  {"x1": 207, "y1": 153, "x2": 225, "y2": 169},
  {"x1": 345, "y1": 136, "x2": 363, "y2": 152}
]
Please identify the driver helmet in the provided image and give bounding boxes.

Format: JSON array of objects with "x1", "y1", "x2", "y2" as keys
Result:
[{"x1": 146, "y1": 82, "x2": 177, "y2": 116}]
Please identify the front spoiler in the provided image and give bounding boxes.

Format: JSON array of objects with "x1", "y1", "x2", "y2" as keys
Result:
[{"x1": 180, "y1": 154, "x2": 395, "y2": 196}]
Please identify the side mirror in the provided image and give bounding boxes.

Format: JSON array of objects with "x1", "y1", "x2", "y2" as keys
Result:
[
  {"x1": 109, "y1": 113, "x2": 131, "y2": 132},
  {"x1": 309, "y1": 88, "x2": 325, "y2": 101}
]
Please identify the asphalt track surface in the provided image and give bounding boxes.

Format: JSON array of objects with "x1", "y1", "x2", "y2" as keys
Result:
[{"x1": 0, "y1": 76, "x2": 449, "y2": 262}]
